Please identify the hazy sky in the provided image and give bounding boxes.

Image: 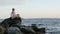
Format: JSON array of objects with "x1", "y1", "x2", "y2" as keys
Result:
[{"x1": 0, "y1": 0, "x2": 60, "y2": 19}]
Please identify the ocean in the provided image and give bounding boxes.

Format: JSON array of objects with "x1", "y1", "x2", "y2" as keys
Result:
[{"x1": 0, "y1": 18, "x2": 60, "y2": 34}]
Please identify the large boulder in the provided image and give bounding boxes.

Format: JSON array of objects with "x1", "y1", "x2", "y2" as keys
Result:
[
  {"x1": 8, "y1": 25, "x2": 23, "y2": 34},
  {"x1": 0, "y1": 24, "x2": 9, "y2": 34},
  {"x1": 0, "y1": 17, "x2": 22, "y2": 34},
  {"x1": 0, "y1": 25, "x2": 5, "y2": 34},
  {"x1": 1, "y1": 17, "x2": 22, "y2": 27},
  {"x1": 31, "y1": 24, "x2": 45, "y2": 34}
]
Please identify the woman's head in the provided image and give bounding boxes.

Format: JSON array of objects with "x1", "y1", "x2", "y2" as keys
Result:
[
  {"x1": 12, "y1": 8, "x2": 15, "y2": 11},
  {"x1": 16, "y1": 14, "x2": 20, "y2": 18}
]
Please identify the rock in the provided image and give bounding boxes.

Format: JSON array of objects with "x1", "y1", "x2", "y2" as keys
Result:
[
  {"x1": 0, "y1": 25, "x2": 5, "y2": 34},
  {"x1": 0, "y1": 17, "x2": 46, "y2": 34},
  {"x1": 0, "y1": 23, "x2": 9, "y2": 34},
  {"x1": 20, "y1": 28, "x2": 34, "y2": 34},
  {"x1": 1, "y1": 17, "x2": 22, "y2": 27},
  {"x1": 8, "y1": 26, "x2": 23, "y2": 34},
  {"x1": 31, "y1": 24, "x2": 46, "y2": 34},
  {"x1": 0, "y1": 17, "x2": 22, "y2": 34}
]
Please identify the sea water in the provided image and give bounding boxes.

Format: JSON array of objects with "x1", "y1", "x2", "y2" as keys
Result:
[{"x1": 0, "y1": 18, "x2": 60, "y2": 34}]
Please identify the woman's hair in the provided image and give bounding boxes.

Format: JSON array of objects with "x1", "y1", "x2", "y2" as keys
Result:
[
  {"x1": 16, "y1": 14, "x2": 20, "y2": 17},
  {"x1": 12, "y1": 8, "x2": 15, "y2": 11}
]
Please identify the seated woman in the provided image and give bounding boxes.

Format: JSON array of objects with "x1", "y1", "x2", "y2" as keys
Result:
[
  {"x1": 9, "y1": 14, "x2": 22, "y2": 27},
  {"x1": 1, "y1": 8, "x2": 22, "y2": 27},
  {"x1": 15, "y1": 14, "x2": 21, "y2": 20},
  {"x1": 10, "y1": 8, "x2": 22, "y2": 23},
  {"x1": 1, "y1": 8, "x2": 22, "y2": 34},
  {"x1": 13, "y1": 14, "x2": 22, "y2": 24},
  {"x1": 10, "y1": 8, "x2": 16, "y2": 19},
  {"x1": 9, "y1": 8, "x2": 22, "y2": 25}
]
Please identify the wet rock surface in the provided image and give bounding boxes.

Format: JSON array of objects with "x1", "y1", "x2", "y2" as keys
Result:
[{"x1": 0, "y1": 17, "x2": 46, "y2": 34}]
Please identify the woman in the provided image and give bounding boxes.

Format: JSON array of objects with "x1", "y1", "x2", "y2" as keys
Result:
[{"x1": 11, "y1": 8, "x2": 16, "y2": 19}]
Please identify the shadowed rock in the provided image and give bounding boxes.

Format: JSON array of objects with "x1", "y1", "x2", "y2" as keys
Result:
[
  {"x1": 31, "y1": 24, "x2": 45, "y2": 34},
  {"x1": 8, "y1": 25, "x2": 23, "y2": 34},
  {"x1": 0, "y1": 17, "x2": 22, "y2": 34},
  {"x1": 0, "y1": 17, "x2": 46, "y2": 34},
  {"x1": 0, "y1": 24, "x2": 9, "y2": 34},
  {"x1": 1, "y1": 17, "x2": 22, "y2": 27},
  {"x1": 0, "y1": 25, "x2": 5, "y2": 34},
  {"x1": 20, "y1": 28, "x2": 36, "y2": 34}
]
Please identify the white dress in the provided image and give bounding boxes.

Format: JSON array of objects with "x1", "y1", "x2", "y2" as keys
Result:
[{"x1": 11, "y1": 11, "x2": 16, "y2": 19}]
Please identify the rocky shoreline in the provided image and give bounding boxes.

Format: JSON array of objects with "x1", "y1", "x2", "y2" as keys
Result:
[{"x1": 0, "y1": 18, "x2": 46, "y2": 34}]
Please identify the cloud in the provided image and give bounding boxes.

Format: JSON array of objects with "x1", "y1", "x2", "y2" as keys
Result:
[{"x1": 0, "y1": 0, "x2": 30, "y2": 6}]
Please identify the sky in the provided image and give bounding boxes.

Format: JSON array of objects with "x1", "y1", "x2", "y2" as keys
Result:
[{"x1": 0, "y1": 0, "x2": 60, "y2": 19}]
